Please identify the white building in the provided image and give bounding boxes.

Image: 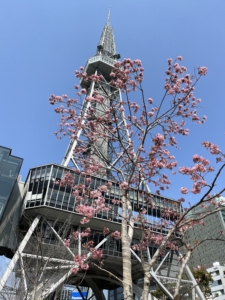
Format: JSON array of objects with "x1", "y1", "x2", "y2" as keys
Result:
[{"x1": 207, "y1": 262, "x2": 225, "y2": 299}]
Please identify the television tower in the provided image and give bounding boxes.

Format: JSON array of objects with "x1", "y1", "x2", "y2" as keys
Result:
[
  {"x1": 0, "y1": 12, "x2": 205, "y2": 300},
  {"x1": 61, "y1": 9, "x2": 127, "y2": 182}
]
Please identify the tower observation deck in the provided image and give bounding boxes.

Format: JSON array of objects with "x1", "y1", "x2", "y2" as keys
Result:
[{"x1": 0, "y1": 12, "x2": 205, "y2": 300}]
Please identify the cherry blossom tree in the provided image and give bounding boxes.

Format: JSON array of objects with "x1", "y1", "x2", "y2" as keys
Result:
[
  {"x1": 50, "y1": 56, "x2": 225, "y2": 300},
  {"x1": 192, "y1": 266, "x2": 213, "y2": 299}
]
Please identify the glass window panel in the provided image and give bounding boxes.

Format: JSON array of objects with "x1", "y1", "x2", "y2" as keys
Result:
[
  {"x1": 51, "y1": 167, "x2": 58, "y2": 180},
  {"x1": 28, "y1": 182, "x2": 33, "y2": 192},
  {"x1": 65, "y1": 192, "x2": 72, "y2": 203},
  {"x1": 74, "y1": 173, "x2": 81, "y2": 185},
  {"x1": 114, "y1": 187, "x2": 121, "y2": 196},
  {"x1": 31, "y1": 170, "x2": 37, "y2": 180},
  {"x1": 51, "y1": 190, "x2": 58, "y2": 201},
  {"x1": 0, "y1": 203, "x2": 5, "y2": 218},
  {"x1": 95, "y1": 178, "x2": 101, "y2": 188},
  {"x1": 37, "y1": 181, "x2": 44, "y2": 194},
  {"x1": 0, "y1": 148, "x2": 10, "y2": 166},
  {"x1": 55, "y1": 167, "x2": 64, "y2": 180},
  {"x1": 68, "y1": 197, "x2": 75, "y2": 210},
  {"x1": 129, "y1": 190, "x2": 135, "y2": 199},
  {"x1": 46, "y1": 188, "x2": 52, "y2": 199},
  {"x1": 35, "y1": 168, "x2": 41, "y2": 179},
  {"x1": 45, "y1": 166, "x2": 51, "y2": 180},
  {"x1": 32, "y1": 182, "x2": 39, "y2": 194},
  {"x1": 79, "y1": 176, "x2": 84, "y2": 185},
  {"x1": 57, "y1": 191, "x2": 64, "y2": 206},
  {"x1": 40, "y1": 167, "x2": 46, "y2": 178},
  {"x1": 0, "y1": 179, "x2": 14, "y2": 200},
  {"x1": 1, "y1": 159, "x2": 20, "y2": 178}
]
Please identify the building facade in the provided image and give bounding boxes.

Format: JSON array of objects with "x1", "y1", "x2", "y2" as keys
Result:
[
  {"x1": 207, "y1": 262, "x2": 225, "y2": 300},
  {"x1": 184, "y1": 198, "x2": 225, "y2": 268},
  {"x1": 0, "y1": 146, "x2": 23, "y2": 258},
  {"x1": 1, "y1": 162, "x2": 187, "y2": 299},
  {"x1": 0, "y1": 146, "x2": 23, "y2": 222}
]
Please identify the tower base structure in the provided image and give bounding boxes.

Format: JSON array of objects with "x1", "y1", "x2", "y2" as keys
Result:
[{"x1": 0, "y1": 164, "x2": 205, "y2": 300}]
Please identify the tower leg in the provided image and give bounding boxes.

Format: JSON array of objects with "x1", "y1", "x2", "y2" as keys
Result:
[
  {"x1": 130, "y1": 248, "x2": 173, "y2": 299},
  {"x1": 61, "y1": 72, "x2": 97, "y2": 167},
  {"x1": 0, "y1": 215, "x2": 41, "y2": 292},
  {"x1": 31, "y1": 235, "x2": 110, "y2": 299},
  {"x1": 176, "y1": 251, "x2": 205, "y2": 300},
  {"x1": 19, "y1": 255, "x2": 28, "y2": 296},
  {"x1": 185, "y1": 264, "x2": 204, "y2": 300},
  {"x1": 85, "y1": 278, "x2": 106, "y2": 300}
]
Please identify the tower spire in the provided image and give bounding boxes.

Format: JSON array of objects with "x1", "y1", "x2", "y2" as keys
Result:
[
  {"x1": 97, "y1": 10, "x2": 116, "y2": 57},
  {"x1": 107, "y1": 8, "x2": 110, "y2": 25}
]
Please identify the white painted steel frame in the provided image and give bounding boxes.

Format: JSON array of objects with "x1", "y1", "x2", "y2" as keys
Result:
[
  {"x1": 130, "y1": 248, "x2": 174, "y2": 300},
  {"x1": 61, "y1": 67, "x2": 151, "y2": 194},
  {"x1": 43, "y1": 164, "x2": 53, "y2": 205},
  {"x1": 42, "y1": 234, "x2": 111, "y2": 299},
  {"x1": 61, "y1": 71, "x2": 97, "y2": 167},
  {"x1": 21, "y1": 253, "x2": 74, "y2": 264},
  {"x1": 44, "y1": 218, "x2": 75, "y2": 259},
  {"x1": 0, "y1": 215, "x2": 41, "y2": 292},
  {"x1": 176, "y1": 250, "x2": 205, "y2": 300},
  {"x1": 19, "y1": 254, "x2": 28, "y2": 296},
  {"x1": 130, "y1": 248, "x2": 203, "y2": 300}
]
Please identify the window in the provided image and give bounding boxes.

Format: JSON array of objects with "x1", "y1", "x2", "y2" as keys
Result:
[
  {"x1": 211, "y1": 279, "x2": 222, "y2": 287},
  {"x1": 211, "y1": 270, "x2": 219, "y2": 276},
  {"x1": 213, "y1": 290, "x2": 224, "y2": 297}
]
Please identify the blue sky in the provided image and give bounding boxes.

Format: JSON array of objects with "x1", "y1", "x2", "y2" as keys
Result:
[{"x1": 1, "y1": 0, "x2": 225, "y2": 204}]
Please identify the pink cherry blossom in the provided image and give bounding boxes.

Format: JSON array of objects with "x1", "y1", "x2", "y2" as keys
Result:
[
  {"x1": 180, "y1": 187, "x2": 188, "y2": 194},
  {"x1": 198, "y1": 66, "x2": 208, "y2": 76},
  {"x1": 91, "y1": 249, "x2": 103, "y2": 259},
  {"x1": 103, "y1": 227, "x2": 110, "y2": 235},
  {"x1": 80, "y1": 88, "x2": 86, "y2": 94},
  {"x1": 72, "y1": 231, "x2": 79, "y2": 240},
  {"x1": 120, "y1": 182, "x2": 128, "y2": 190},
  {"x1": 80, "y1": 217, "x2": 90, "y2": 224},
  {"x1": 80, "y1": 262, "x2": 89, "y2": 270},
  {"x1": 49, "y1": 55, "x2": 225, "y2": 293},
  {"x1": 111, "y1": 231, "x2": 121, "y2": 240},
  {"x1": 98, "y1": 185, "x2": 108, "y2": 192},
  {"x1": 82, "y1": 240, "x2": 94, "y2": 249},
  {"x1": 64, "y1": 239, "x2": 70, "y2": 247},
  {"x1": 71, "y1": 267, "x2": 79, "y2": 274}
]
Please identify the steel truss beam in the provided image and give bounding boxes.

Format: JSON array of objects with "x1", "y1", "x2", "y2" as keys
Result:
[
  {"x1": 61, "y1": 71, "x2": 97, "y2": 167},
  {"x1": 130, "y1": 248, "x2": 174, "y2": 299},
  {"x1": 61, "y1": 70, "x2": 151, "y2": 195},
  {"x1": 176, "y1": 250, "x2": 205, "y2": 300},
  {"x1": 41, "y1": 234, "x2": 110, "y2": 299},
  {"x1": 130, "y1": 248, "x2": 205, "y2": 300},
  {"x1": 19, "y1": 254, "x2": 28, "y2": 296},
  {"x1": 0, "y1": 215, "x2": 41, "y2": 293},
  {"x1": 21, "y1": 253, "x2": 75, "y2": 265},
  {"x1": 44, "y1": 218, "x2": 75, "y2": 258},
  {"x1": 0, "y1": 215, "x2": 111, "y2": 299},
  {"x1": 1, "y1": 211, "x2": 199, "y2": 299}
]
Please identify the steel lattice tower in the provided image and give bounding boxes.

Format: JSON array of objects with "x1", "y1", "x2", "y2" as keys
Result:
[
  {"x1": 61, "y1": 10, "x2": 129, "y2": 183},
  {"x1": 0, "y1": 12, "x2": 205, "y2": 300}
]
